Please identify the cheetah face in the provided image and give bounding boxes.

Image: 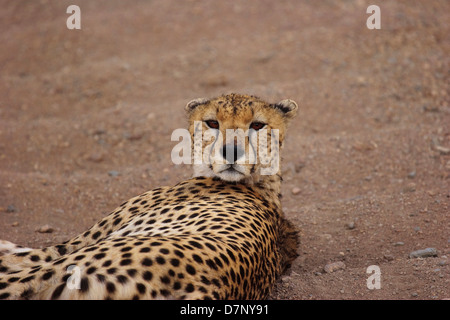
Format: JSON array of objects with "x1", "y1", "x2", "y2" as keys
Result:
[{"x1": 185, "y1": 94, "x2": 298, "y2": 183}]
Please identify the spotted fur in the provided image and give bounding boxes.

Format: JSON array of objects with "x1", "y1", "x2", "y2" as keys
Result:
[{"x1": 0, "y1": 93, "x2": 299, "y2": 300}]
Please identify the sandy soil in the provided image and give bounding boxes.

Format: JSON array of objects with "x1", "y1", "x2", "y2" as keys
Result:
[{"x1": 0, "y1": 0, "x2": 448, "y2": 300}]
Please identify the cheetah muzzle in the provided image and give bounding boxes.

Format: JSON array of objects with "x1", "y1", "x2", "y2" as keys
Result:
[{"x1": 0, "y1": 93, "x2": 299, "y2": 300}]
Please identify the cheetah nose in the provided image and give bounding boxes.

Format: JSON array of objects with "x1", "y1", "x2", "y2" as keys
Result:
[{"x1": 222, "y1": 144, "x2": 244, "y2": 164}]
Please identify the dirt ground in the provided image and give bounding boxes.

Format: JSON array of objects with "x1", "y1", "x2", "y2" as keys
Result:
[{"x1": 0, "y1": 0, "x2": 448, "y2": 300}]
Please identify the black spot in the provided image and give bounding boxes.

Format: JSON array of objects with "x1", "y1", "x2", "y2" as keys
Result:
[
  {"x1": 139, "y1": 247, "x2": 151, "y2": 253},
  {"x1": 80, "y1": 277, "x2": 89, "y2": 293},
  {"x1": 159, "y1": 248, "x2": 170, "y2": 255},
  {"x1": 41, "y1": 270, "x2": 55, "y2": 281},
  {"x1": 186, "y1": 264, "x2": 196, "y2": 275},
  {"x1": 93, "y1": 253, "x2": 106, "y2": 260},
  {"x1": 87, "y1": 267, "x2": 97, "y2": 275},
  {"x1": 212, "y1": 278, "x2": 221, "y2": 288},
  {"x1": 120, "y1": 259, "x2": 132, "y2": 266},
  {"x1": 120, "y1": 246, "x2": 132, "y2": 252},
  {"x1": 185, "y1": 283, "x2": 194, "y2": 293},
  {"x1": 113, "y1": 218, "x2": 122, "y2": 226},
  {"x1": 30, "y1": 255, "x2": 40, "y2": 262},
  {"x1": 129, "y1": 206, "x2": 139, "y2": 212},
  {"x1": 221, "y1": 276, "x2": 229, "y2": 286},
  {"x1": 141, "y1": 258, "x2": 153, "y2": 266},
  {"x1": 174, "y1": 205, "x2": 184, "y2": 211},
  {"x1": 170, "y1": 258, "x2": 180, "y2": 267},
  {"x1": 51, "y1": 283, "x2": 66, "y2": 300},
  {"x1": 136, "y1": 283, "x2": 146, "y2": 294},
  {"x1": 220, "y1": 253, "x2": 230, "y2": 266},
  {"x1": 160, "y1": 208, "x2": 170, "y2": 214},
  {"x1": 127, "y1": 269, "x2": 137, "y2": 277},
  {"x1": 117, "y1": 275, "x2": 128, "y2": 284},
  {"x1": 16, "y1": 252, "x2": 30, "y2": 257},
  {"x1": 20, "y1": 289, "x2": 33, "y2": 299},
  {"x1": 160, "y1": 276, "x2": 170, "y2": 284},
  {"x1": 150, "y1": 241, "x2": 162, "y2": 246},
  {"x1": 214, "y1": 257, "x2": 223, "y2": 269},
  {"x1": 74, "y1": 254, "x2": 85, "y2": 261},
  {"x1": 200, "y1": 276, "x2": 211, "y2": 285},
  {"x1": 0, "y1": 282, "x2": 8, "y2": 289},
  {"x1": 160, "y1": 289, "x2": 170, "y2": 297},
  {"x1": 192, "y1": 254, "x2": 203, "y2": 264},
  {"x1": 173, "y1": 281, "x2": 181, "y2": 290},
  {"x1": 106, "y1": 282, "x2": 116, "y2": 293},
  {"x1": 20, "y1": 275, "x2": 35, "y2": 283},
  {"x1": 206, "y1": 259, "x2": 218, "y2": 270},
  {"x1": 57, "y1": 246, "x2": 67, "y2": 255},
  {"x1": 107, "y1": 268, "x2": 117, "y2": 274},
  {"x1": 8, "y1": 277, "x2": 19, "y2": 283},
  {"x1": 96, "y1": 274, "x2": 106, "y2": 283},
  {"x1": 156, "y1": 256, "x2": 166, "y2": 265},
  {"x1": 102, "y1": 260, "x2": 112, "y2": 267},
  {"x1": 84, "y1": 246, "x2": 97, "y2": 252},
  {"x1": 0, "y1": 293, "x2": 10, "y2": 299},
  {"x1": 143, "y1": 271, "x2": 153, "y2": 281},
  {"x1": 92, "y1": 231, "x2": 102, "y2": 240},
  {"x1": 188, "y1": 241, "x2": 203, "y2": 249},
  {"x1": 173, "y1": 250, "x2": 184, "y2": 258}
]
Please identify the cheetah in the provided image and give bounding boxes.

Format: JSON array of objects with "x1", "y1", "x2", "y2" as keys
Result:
[{"x1": 0, "y1": 93, "x2": 299, "y2": 300}]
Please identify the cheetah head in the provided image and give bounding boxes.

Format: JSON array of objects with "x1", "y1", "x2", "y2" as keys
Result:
[{"x1": 185, "y1": 93, "x2": 298, "y2": 183}]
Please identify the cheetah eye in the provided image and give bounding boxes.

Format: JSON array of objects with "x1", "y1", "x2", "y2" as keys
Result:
[
  {"x1": 250, "y1": 122, "x2": 266, "y2": 131},
  {"x1": 205, "y1": 120, "x2": 219, "y2": 129}
]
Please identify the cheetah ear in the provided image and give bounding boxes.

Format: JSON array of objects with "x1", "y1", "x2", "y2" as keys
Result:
[
  {"x1": 185, "y1": 98, "x2": 209, "y2": 113},
  {"x1": 272, "y1": 99, "x2": 298, "y2": 119}
]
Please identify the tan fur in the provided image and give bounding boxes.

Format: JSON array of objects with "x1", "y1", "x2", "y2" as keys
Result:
[{"x1": 0, "y1": 93, "x2": 299, "y2": 300}]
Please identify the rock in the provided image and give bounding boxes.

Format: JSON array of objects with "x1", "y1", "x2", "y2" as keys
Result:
[
  {"x1": 402, "y1": 182, "x2": 416, "y2": 192},
  {"x1": 291, "y1": 187, "x2": 301, "y2": 195},
  {"x1": 393, "y1": 241, "x2": 405, "y2": 246},
  {"x1": 108, "y1": 170, "x2": 120, "y2": 177},
  {"x1": 409, "y1": 248, "x2": 438, "y2": 259},
  {"x1": 346, "y1": 222, "x2": 355, "y2": 230},
  {"x1": 37, "y1": 225, "x2": 54, "y2": 233},
  {"x1": 384, "y1": 254, "x2": 395, "y2": 261},
  {"x1": 324, "y1": 261, "x2": 346, "y2": 273},
  {"x1": 88, "y1": 152, "x2": 104, "y2": 163},
  {"x1": 407, "y1": 171, "x2": 416, "y2": 179},
  {"x1": 435, "y1": 145, "x2": 450, "y2": 155},
  {"x1": 6, "y1": 205, "x2": 16, "y2": 213}
]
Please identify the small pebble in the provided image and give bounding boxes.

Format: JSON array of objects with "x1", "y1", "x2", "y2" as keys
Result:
[
  {"x1": 291, "y1": 187, "x2": 301, "y2": 195},
  {"x1": 37, "y1": 225, "x2": 54, "y2": 233},
  {"x1": 324, "y1": 261, "x2": 346, "y2": 273},
  {"x1": 88, "y1": 152, "x2": 104, "y2": 163},
  {"x1": 346, "y1": 222, "x2": 355, "y2": 230},
  {"x1": 407, "y1": 171, "x2": 416, "y2": 179},
  {"x1": 409, "y1": 248, "x2": 438, "y2": 259},
  {"x1": 6, "y1": 205, "x2": 16, "y2": 213},
  {"x1": 393, "y1": 242, "x2": 405, "y2": 246},
  {"x1": 384, "y1": 254, "x2": 395, "y2": 261},
  {"x1": 108, "y1": 170, "x2": 120, "y2": 177}
]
